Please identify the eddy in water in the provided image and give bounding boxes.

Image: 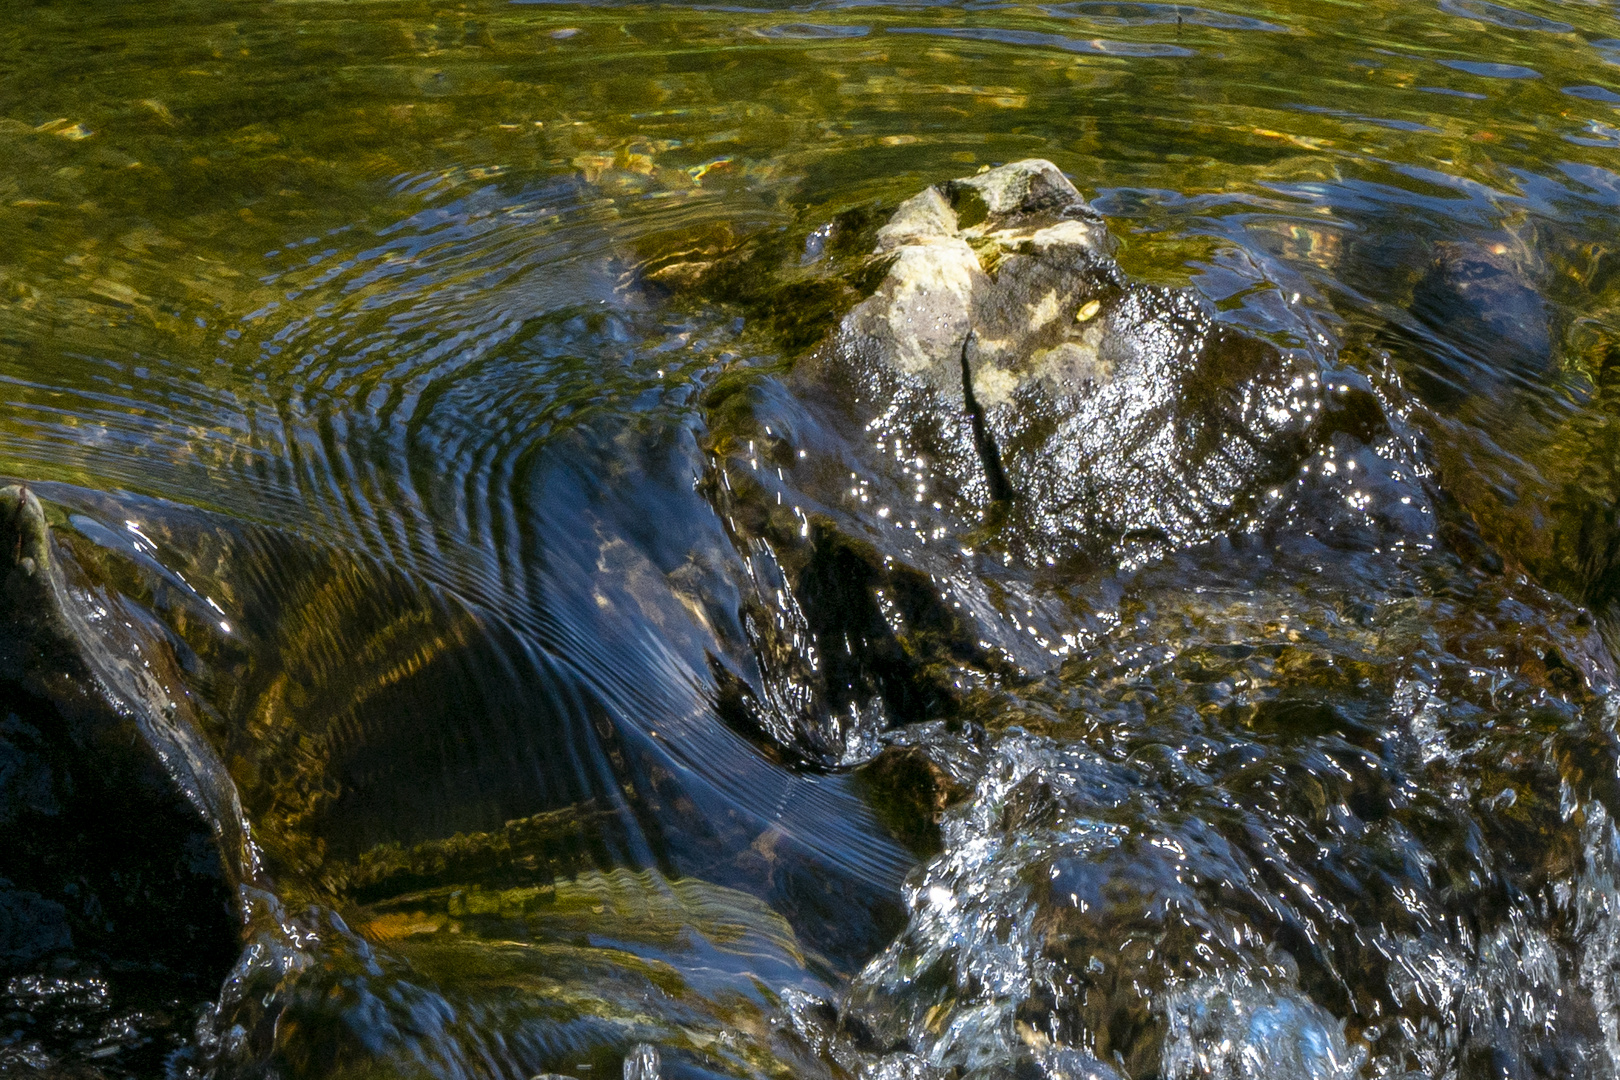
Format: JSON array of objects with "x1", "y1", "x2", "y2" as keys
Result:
[{"x1": 5, "y1": 159, "x2": 1620, "y2": 1080}]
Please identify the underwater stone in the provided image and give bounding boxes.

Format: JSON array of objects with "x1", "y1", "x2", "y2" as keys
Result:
[
  {"x1": 215, "y1": 865, "x2": 834, "y2": 1080},
  {"x1": 1408, "y1": 239, "x2": 1553, "y2": 402},
  {"x1": 838, "y1": 545, "x2": 1620, "y2": 1080}
]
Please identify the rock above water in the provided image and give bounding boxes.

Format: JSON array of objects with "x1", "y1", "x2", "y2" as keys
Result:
[
  {"x1": 0, "y1": 484, "x2": 238, "y2": 1075},
  {"x1": 694, "y1": 161, "x2": 1421, "y2": 773},
  {"x1": 847, "y1": 159, "x2": 1113, "y2": 396},
  {"x1": 827, "y1": 159, "x2": 1357, "y2": 558}
]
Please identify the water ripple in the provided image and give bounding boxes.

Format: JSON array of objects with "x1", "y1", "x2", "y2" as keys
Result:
[
  {"x1": 750, "y1": 21, "x2": 872, "y2": 35},
  {"x1": 1564, "y1": 84, "x2": 1620, "y2": 104},
  {"x1": 888, "y1": 24, "x2": 1195, "y2": 55},
  {"x1": 1437, "y1": 0, "x2": 1573, "y2": 33},
  {"x1": 1435, "y1": 57, "x2": 1542, "y2": 78},
  {"x1": 1040, "y1": 1, "x2": 1286, "y2": 31}
]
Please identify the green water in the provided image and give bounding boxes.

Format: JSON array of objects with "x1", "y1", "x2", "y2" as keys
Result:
[
  {"x1": 3, "y1": 0, "x2": 1619, "y2": 538},
  {"x1": 4, "y1": 0, "x2": 1616, "y2": 375}
]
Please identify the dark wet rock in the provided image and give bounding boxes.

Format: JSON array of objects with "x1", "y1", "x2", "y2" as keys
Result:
[
  {"x1": 700, "y1": 443, "x2": 1009, "y2": 768},
  {"x1": 31, "y1": 424, "x2": 912, "y2": 1075},
  {"x1": 692, "y1": 162, "x2": 1415, "y2": 773},
  {"x1": 38, "y1": 484, "x2": 883, "y2": 1079},
  {"x1": 852, "y1": 737, "x2": 977, "y2": 857},
  {"x1": 0, "y1": 960, "x2": 205, "y2": 1080},
  {"x1": 0, "y1": 485, "x2": 239, "y2": 1077},
  {"x1": 0, "y1": 887, "x2": 71, "y2": 966}
]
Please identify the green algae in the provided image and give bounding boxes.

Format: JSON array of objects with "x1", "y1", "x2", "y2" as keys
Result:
[{"x1": 255, "y1": 869, "x2": 828, "y2": 1080}]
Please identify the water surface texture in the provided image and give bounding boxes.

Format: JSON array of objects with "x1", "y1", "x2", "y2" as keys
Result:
[{"x1": 3, "y1": 0, "x2": 1620, "y2": 1077}]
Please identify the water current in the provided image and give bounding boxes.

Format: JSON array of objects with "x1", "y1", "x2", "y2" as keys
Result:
[{"x1": 3, "y1": 1, "x2": 1620, "y2": 1077}]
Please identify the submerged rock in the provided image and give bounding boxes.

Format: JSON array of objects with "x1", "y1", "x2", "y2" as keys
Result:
[
  {"x1": 829, "y1": 539, "x2": 1620, "y2": 1080},
  {"x1": 1424, "y1": 324, "x2": 1620, "y2": 651},
  {"x1": 0, "y1": 488, "x2": 861, "y2": 1080},
  {"x1": 1406, "y1": 238, "x2": 1554, "y2": 403},
  {"x1": 205, "y1": 867, "x2": 838, "y2": 1080}
]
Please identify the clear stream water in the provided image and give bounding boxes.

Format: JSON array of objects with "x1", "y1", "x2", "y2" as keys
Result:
[{"x1": 2, "y1": 0, "x2": 1620, "y2": 1077}]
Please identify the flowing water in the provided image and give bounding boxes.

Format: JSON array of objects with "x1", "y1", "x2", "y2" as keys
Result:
[{"x1": 3, "y1": 0, "x2": 1620, "y2": 1077}]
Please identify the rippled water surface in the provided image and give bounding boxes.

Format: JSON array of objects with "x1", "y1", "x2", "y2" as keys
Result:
[{"x1": 3, "y1": 0, "x2": 1620, "y2": 1077}]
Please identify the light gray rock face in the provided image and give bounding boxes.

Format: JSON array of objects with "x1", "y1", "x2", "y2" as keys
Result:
[
  {"x1": 849, "y1": 160, "x2": 1114, "y2": 403},
  {"x1": 831, "y1": 159, "x2": 1340, "y2": 559}
]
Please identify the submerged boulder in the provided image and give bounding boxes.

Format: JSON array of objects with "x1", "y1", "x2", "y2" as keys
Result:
[
  {"x1": 831, "y1": 554, "x2": 1620, "y2": 1080},
  {"x1": 1406, "y1": 238, "x2": 1554, "y2": 405},
  {"x1": 207, "y1": 867, "x2": 838, "y2": 1080},
  {"x1": 0, "y1": 485, "x2": 858, "y2": 1080}
]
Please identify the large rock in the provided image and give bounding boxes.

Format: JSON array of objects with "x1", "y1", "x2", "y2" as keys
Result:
[
  {"x1": 830, "y1": 159, "x2": 1346, "y2": 557},
  {"x1": 848, "y1": 159, "x2": 1114, "y2": 396},
  {"x1": 0, "y1": 484, "x2": 240, "y2": 1073},
  {"x1": 696, "y1": 162, "x2": 1414, "y2": 772}
]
